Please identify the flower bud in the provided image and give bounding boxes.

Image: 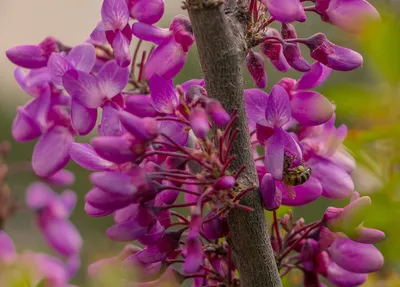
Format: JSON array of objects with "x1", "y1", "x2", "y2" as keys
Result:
[
  {"x1": 119, "y1": 111, "x2": 159, "y2": 141},
  {"x1": 170, "y1": 15, "x2": 194, "y2": 52},
  {"x1": 350, "y1": 227, "x2": 385, "y2": 244},
  {"x1": 304, "y1": 33, "x2": 363, "y2": 71},
  {"x1": 202, "y1": 211, "x2": 228, "y2": 240},
  {"x1": 125, "y1": 94, "x2": 159, "y2": 118},
  {"x1": 260, "y1": 0, "x2": 306, "y2": 23},
  {"x1": 129, "y1": 0, "x2": 164, "y2": 25},
  {"x1": 190, "y1": 108, "x2": 210, "y2": 139},
  {"x1": 260, "y1": 28, "x2": 291, "y2": 72},
  {"x1": 214, "y1": 176, "x2": 236, "y2": 190},
  {"x1": 206, "y1": 100, "x2": 230, "y2": 126},
  {"x1": 92, "y1": 136, "x2": 145, "y2": 163},
  {"x1": 281, "y1": 24, "x2": 310, "y2": 72},
  {"x1": 260, "y1": 173, "x2": 282, "y2": 210},
  {"x1": 301, "y1": 239, "x2": 319, "y2": 271},
  {"x1": 245, "y1": 50, "x2": 267, "y2": 88}
]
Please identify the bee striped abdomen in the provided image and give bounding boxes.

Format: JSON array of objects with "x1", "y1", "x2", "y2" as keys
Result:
[{"x1": 283, "y1": 167, "x2": 312, "y2": 186}]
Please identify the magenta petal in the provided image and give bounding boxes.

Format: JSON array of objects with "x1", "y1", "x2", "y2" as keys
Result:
[
  {"x1": 69, "y1": 142, "x2": 114, "y2": 171},
  {"x1": 190, "y1": 108, "x2": 210, "y2": 139},
  {"x1": 283, "y1": 43, "x2": 311, "y2": 72},
  {"x1": 101, "y1": 0, "x2": 130, "y2": 31},
  {"x1": 60, "y1": 190, "x2": 77, "y2": 214},
  {"x1": 97, "y1": 60, "x2": 129, "y2": 99},
  {"x1": 6, "y1": 45, "x2": 47, "y2": 69},
  {"x1": 48, "y1": 53, "x2": 74, "y2": 88},
  {"x1": 62, "y1": 69, "x2": 103, "y2": 109},
  {"x1": 130, "y1": 0, "x2": 164, "y2": 24},
  {"x1": 183, "y1": 237, "x2": 204, "y2": 273},
  {"x1": 260, "y1": 173, "x2": 281, "y2": 210},
  {"x1": 12, "y1": 107, "x2": 43, "y2": 142},
  {"x1": 112, "y1": 30, "x2": 131, "y2": 68},
  {"x1": 265, "y1": 130, "x2": 284, "y2": 180},
  {"x1": 280, "y1": 131, "x2": 302, "y2": 165},
  {"x1": 119, "y1": 111, "x2": 159, "y2": 141},
  {"x1": 90, "y1": 21, "x2": 107, "y2": 43},
  {"x1": 326, "y1": 0, "x2": 380, "y2": 33},
  {"x1": 138, "y1": 221, "x2": 165, "y2": 246},
  {"x1": 0, "y1": 231, "x2": 16, "y2": 264},
  {"x1": 265, "y1": 85, "x2": 291, "y2": 128},
  {"x1": 280, "y1": 176, "x2": 322, "y2": 206},
  {"x1": 160, "y1": 121, "x2": 189, "y2": 148},
  {"x1": 329, "y1": 237, "x2": 384, "y2": 273},
  {"x1": 145, "y1": 38, "x2": 187, "y2": 80},
  {"x1": 42, "y1": 219, "x2": 82, "y2": 257},
  {"x1": 327, "y1": 45, "x2": 363, "y2": 71},
  {"x1": 351, "y1": 227, "x2": 385, "y2": 244},
  {"x1": 26, "y1": 182, "x2": 56, "y2": 210},
  {"x1": 291, "y1": 91, "x2": 333, "y2": 126},
  {"x1": 106, "y1": 221, "x2": 149, "y2": 241},
  {"x1": 125, "y1": 94, "x2": 159, "y2": 117},
  {"x1": 71, "y1": 100, "x2": 97, "y2": 135},
  {"x1": 91, "y1": 136, "x2": 136, "y2": 163},
  {"x1": 260, "y1": 0, "x2": 306, "y2": 23},
  {"x1": 295, "y1": 62, "x2": 332, "y2": 90},
  {"x1": 100, "y1": 102, "x2": 123, "y2": 136},
  {"x1": 244, "y1": 89, "x2": 269, "y2": 124},
  {"x1": 67, "y1": 43, "x2": 96, "y2": 73},
  {"x1": 84, "y1": 202, "x2": 113, "y2": 217},
  {"x1": 132, "y1": 22, "x2": 171, "y2": 44},
  {"x1": 308, "y1": 156, "x2": 354, "y2": 199},
  {"x1": 89, "y1": 171, "x2": 136, "y2": 195},
  {"x1": 149, "y1": 74, "x2": 178, "y2": 114},
  {"x1": 32, "y1": 126, "x2": 74, "y2": 177},
  {"x1": 327, "y1": 261, "x2": 368, "y2": 287},
  {"x1": 45, "y1": 169, "x2": 75, "y2": 186},
  {"x1": 85, "y1": 187, "x2": 133, "y2": 210}
]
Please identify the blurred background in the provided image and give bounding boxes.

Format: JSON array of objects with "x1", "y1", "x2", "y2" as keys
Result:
[{"x1": 1, "y1": 0, "x2": 400, "y2": 286}]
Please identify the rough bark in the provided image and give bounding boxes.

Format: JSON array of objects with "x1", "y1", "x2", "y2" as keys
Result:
[{"x1": 186, "y1": 1, "x2": 282, "y2": 286}]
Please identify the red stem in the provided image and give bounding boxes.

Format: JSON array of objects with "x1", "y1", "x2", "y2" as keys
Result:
[{"x1": 273, "y1": 210, "x2": 283, "y2": 251}]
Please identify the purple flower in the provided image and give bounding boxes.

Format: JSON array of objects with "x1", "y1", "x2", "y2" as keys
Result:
[
  {"x1": 304, "y1": 33, "x2": 363, "y2": 71},
  {"x1": 132, "y1": 15, "x2": 194, "y2": 80},
  {"x1": 6, "y1": 37, "x2": 58, "y2": 69},
  {"x1": 315, "y1": 0, "x2": 380, "y2": 33},
  {"x1": 281, "y1": 24, "x2": 311, "y2": 72},
  {"x1": 26, "y1": 182, "x2": 82, "y2": 258},
  {"x1": 260, "y1": 0, "x2": 306, "y2": 23},
  {"x1": 128, "y1": 0, "x2": 165, "y2": 24},
  {"x1": 276, "y1": 62, "x2": 334, "y2": 126},
  {"x1": 101, "y1": 0, "x2": 132, "y2": 67},
  {"x1": 260, "y1": 28, "x2": 291, "y2": 73},
  {"x1": 247, "y1": 85, "x2": 302, "y2": 180},
  {"x1": 0, "y1": 231, "x2": 16, "y2": 264}
]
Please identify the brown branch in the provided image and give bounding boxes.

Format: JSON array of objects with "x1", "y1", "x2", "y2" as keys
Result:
[{"x1": 186, "y1": 1, "x2": 282, "y2": 286}]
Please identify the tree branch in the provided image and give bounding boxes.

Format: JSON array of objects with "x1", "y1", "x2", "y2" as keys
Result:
[{"x1": 186, "y1": 1, "x2": 282, "y2": 286}]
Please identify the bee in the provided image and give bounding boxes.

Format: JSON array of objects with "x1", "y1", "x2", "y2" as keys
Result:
[{"x1": 282, "y1": 155, "x2": 312, "y2": 186}]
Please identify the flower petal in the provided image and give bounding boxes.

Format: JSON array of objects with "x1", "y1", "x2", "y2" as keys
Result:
[
  {"x1": 291, "y1": 91, "x2": 333, "y2": 126},
  {"x1": 131, "y1": 22, "x2": 171, "y2": 45},
  {"x1": 26, "y1": 182, "x2": 57, "y2": 210},
  {"x1": 112, "y1": 30, "x2": 131, "y2": 68},
  {"x1": 6, "y1": 45, "x2": 47, "y2": 69},
  {"x1": 125, "y1": 94, "x2": 159, "y2": 118},
  {"x1": 308, "y1": 156, "x2": 354, "y2": 199},
  {"x1": 98, "y1": 60, "x2": 129, "y2": 99},
  {"x1": 149, "y1": 74, "x2": 178, "y2": 114},
  {"x1": 62, "y1": 69, "x2": 103, "y2": 108},
  {"x1": 89, "y1": 171, "x2": 136, "y2": 195},
  {"x1": 145, "y1": 38, "x2": 187, "y2": 80},
  {"x1": 260, "y1": 0, "x2": 306, "y2": 23},
  {"x1": 265, "y1": 130, "x2": 284, "y2": 180},
  {"x1": 67, "y1": 43, "x2": 96, "y2": 73},
  {"x1": 280, "y1": 176, "x2": 322, "y2": 206},
  {"x1": 265, "y1": 85, "x2": 291, "y2": 128},
  {"x1": 244, "y1": 89, "x2": 269, "y2": 124},
  {"x1": 329, "y1": 237, "x2": 384, "y2": 273},
  {"x1": 48, "y1": 53, "x2": 74, "y2": 88},
  {"x1": 91, "y1": 136, "x2": 137, "y2": 163},
  {"x1": 295, "y1": 62, "x2": 332, "y2": 90},
  {"x1": 0, "y1": 231, "x2": 16, "y2": 264},
  {"x1": 130, "y1": 0, "x2": 165, "y2": 24},
  {"x1": 32, "y1": 126, "x2": 74, "y2": 177},
  {"x1": 69, "y1": 142, "x2": 114, "y2": 171},
  {"x1": 71, "y1": 100, "x2": 97, "y2": 135},
  {"x1": 101, "y1": 0, "x2": 130, "y2": 31},
  {"x1": 327, "y1": 261, "x2": 368, "y2": 287},
  {"x1": 99, "y1": 102, "x2": 123, "y2": 136}
]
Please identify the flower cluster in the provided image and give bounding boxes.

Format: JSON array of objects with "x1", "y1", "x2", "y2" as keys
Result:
[{"x1": 4, "y1": 0, "x2": 385, "y2": 286}]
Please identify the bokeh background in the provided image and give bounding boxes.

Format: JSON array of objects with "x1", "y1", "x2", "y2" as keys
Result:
[{"x1": 1, "y1": 0, "x2": 400, "y2": 286}]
